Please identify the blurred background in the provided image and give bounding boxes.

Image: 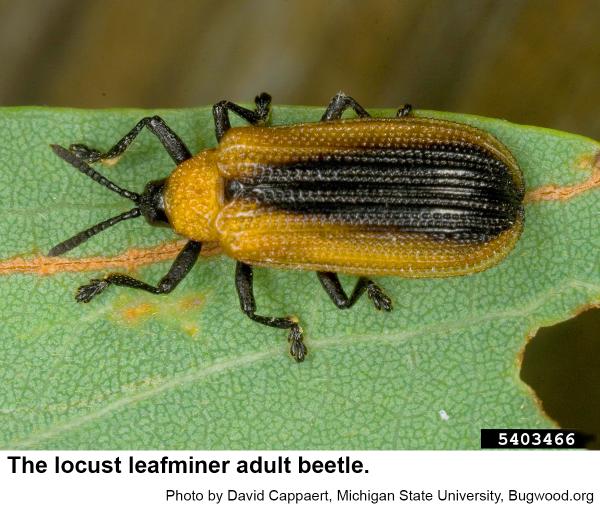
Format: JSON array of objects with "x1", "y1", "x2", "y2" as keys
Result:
[{"x1": 0, "y1": 0, "x2": 598, "y2": 447}]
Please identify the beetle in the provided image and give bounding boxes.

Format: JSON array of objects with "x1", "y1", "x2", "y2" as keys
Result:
[{"x1": 48, "y1": 92, "x2": 525, "y2": 361}]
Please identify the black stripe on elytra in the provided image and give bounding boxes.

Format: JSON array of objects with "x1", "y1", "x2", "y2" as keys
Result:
[{"x1": 225, "y1": 145, "x2": 523, "y2": 241}]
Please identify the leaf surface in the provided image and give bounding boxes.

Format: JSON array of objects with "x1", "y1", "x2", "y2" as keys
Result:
[{"x1": 0, "y1": 105, "x2": 598, "y2": 449}]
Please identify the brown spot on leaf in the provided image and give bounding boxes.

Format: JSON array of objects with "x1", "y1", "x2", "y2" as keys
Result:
[
  {"x1": 114, "y1": 293, "x2": 205, "y2": 331},
  {"x1": 0, "y1": 240, "x2": 221, "y2": 276},
  {"x1": 182, "y1": 323, "x2": 199, "y2": 338},
  {"x1": 121, "y1": 302, "x2": 158, "y2": 323},
  {"x1": 178, "y1": 295, "x2": 205, "y2": 311},
  {"x1": 525, "y1": 152, "x2": 600, "y2": 203}
]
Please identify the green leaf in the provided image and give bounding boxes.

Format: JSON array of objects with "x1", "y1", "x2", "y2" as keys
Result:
[{"x1": 1, "y1": 105, "x2": 598, "y2": 449}]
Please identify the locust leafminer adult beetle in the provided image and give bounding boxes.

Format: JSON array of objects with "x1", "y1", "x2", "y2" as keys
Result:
[{"x1": 49, "y1": 92, "x2": 525, "y2": 361}]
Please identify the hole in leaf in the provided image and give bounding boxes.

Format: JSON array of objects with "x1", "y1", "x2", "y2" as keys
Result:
[{"x1": 520, "y1": 307, "x2": 600, "y2": 449}]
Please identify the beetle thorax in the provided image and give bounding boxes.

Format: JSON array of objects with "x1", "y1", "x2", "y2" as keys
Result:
[{"x1": 163, "y1": 150, "x2": 222, "y2": 242}]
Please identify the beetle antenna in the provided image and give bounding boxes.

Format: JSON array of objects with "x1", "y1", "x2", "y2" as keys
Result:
[
  {"x1": 50, "y1": 144, "x2": 141, "y2": 203},
  {"x1": 48, "y1": 207, "x2": 141, "y2": 256}
]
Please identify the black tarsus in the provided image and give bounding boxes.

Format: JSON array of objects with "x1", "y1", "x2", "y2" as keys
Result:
[
  {"x1": 317, "y1": 272, "x2": 393, "y2": 311},
  {"x1": 213, "y1": 92, "x2": 272, "y2": 141},
  {"x1": 321, "y1": 92, "x2": 413, "y2": 120},
  {"x1": 69, "y1": 115, "x2": 192, "y2": 165},
  {"x1": 321, "y1": 92, "x2": 371, "y2": 120},
  {"x1": 75, "y1": 240, "x2": 202, "y2": 303},
  {"x1": 396, "y1": 104, "x2": 413, "y2": 117},
  {"x1": 235, "y1": 261, "x2": 307, "y2": 362}
]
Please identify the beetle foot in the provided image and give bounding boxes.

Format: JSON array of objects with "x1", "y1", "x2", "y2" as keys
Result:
[
  {"x1": 68, "y1": 144, "x2": 103, "y2": 163},
  {"x1": 396, "y1": 104, "x2": 413, "y2": 117},
  {"x1": 255, "y1": 92, "x2": 272, "y2": 122},
  {"x1": 367, "y1": 284, "x2": 393, "y2": 311},
  {"x1": 288, "y1": 324, "x2": 307, "y2": 362},
  {"x1": 76, "y1": 279, "x2": 109, "y2": 303}
]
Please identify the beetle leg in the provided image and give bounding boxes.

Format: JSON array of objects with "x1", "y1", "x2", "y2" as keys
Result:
[
  {"x1": 317, "y1": 271, "x2": 393, "y2": 311},
  {"x1": 396, "y1": 104, "x2": 413, "y2": 117},
  {"x1": 75, "y1": 240, "x2": 201, "y2": 303},
  {"x1": 321, "y1": 92, "x2": 371, "y2": 121},
  {"x1": 213, "y1": 92, "x2": 272, "y2": 141},
  {"x1": 68, "y1": 116, "x2": 192, "y2": 165},
  {"x1": 235, "y1": 261, "x2": 306, "y2": 362}
]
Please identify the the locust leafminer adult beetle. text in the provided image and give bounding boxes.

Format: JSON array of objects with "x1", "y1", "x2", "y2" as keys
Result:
[{"x1": 48, "y1": 92, "x2": 525, "y2": 361}]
